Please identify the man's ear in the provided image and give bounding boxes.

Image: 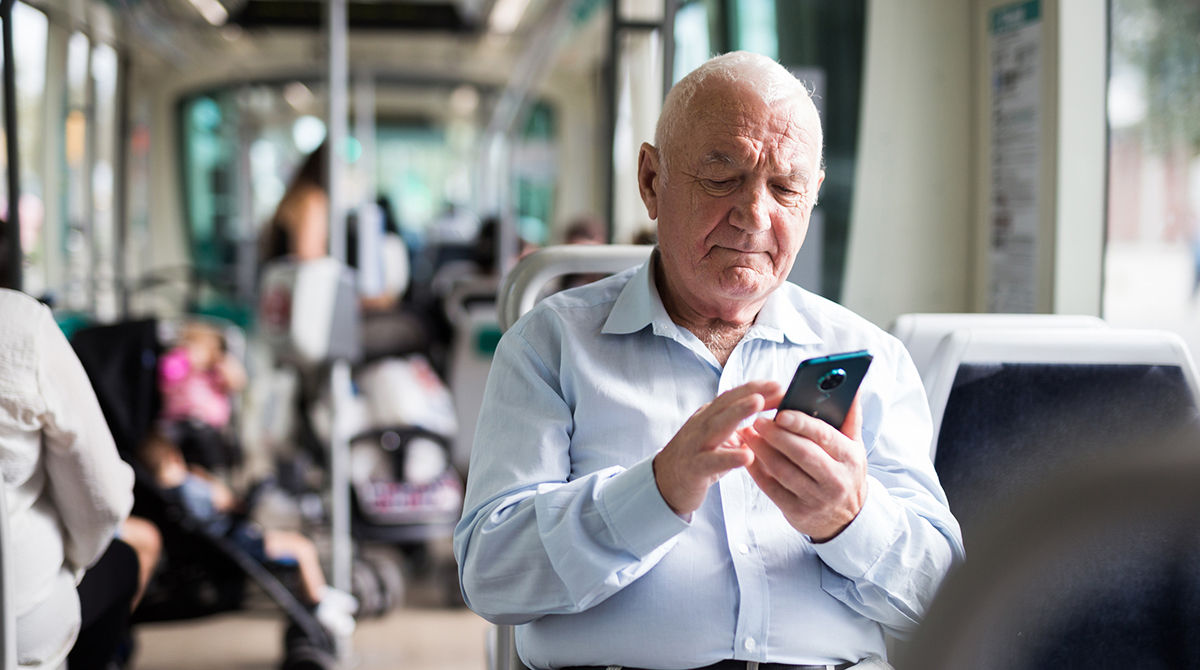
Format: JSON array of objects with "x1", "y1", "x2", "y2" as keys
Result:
[{"x1": 637, "y1": 143, "x2": 661, "y2": 221}]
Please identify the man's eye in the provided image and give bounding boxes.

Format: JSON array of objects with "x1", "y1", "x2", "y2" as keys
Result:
[{"x1": 706, "y1": 179, "x2": 736, "y2": 189}]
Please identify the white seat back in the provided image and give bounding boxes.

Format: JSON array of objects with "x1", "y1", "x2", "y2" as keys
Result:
[
  {"x1": 890, "y1": 313, "x2": 1107, "y2": 388},
  {"x1": 925, "y1": 326, "x2": 1200, "y2": 546},
  {"x1": 259, "y1": 257, "x2": 362, "y2": 367},
  {"x1": 497, "y1": 245, "x2": 652, "y2": 332}
]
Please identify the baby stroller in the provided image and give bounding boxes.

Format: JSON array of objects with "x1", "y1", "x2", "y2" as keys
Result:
[
  {"x1": 260, "y1": 257, "x2": 464, "y2": 613},
  {"x1": 71, "y1": 318, "x2": 340, "y2": 670}
]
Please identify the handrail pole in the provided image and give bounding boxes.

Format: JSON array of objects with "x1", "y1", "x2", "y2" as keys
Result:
[{"x1": 2, "y1": 0, "x2": 21, "y2": 292}]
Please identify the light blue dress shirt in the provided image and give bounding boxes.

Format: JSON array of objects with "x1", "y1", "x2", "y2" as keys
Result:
[{"x1": 454, "y1": 257, "x2": 965, "y2": 670}]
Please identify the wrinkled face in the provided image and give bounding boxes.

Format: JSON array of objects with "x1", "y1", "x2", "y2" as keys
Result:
[{"x1": 640, "y1": 80, "x2": 824, "y2": 321}]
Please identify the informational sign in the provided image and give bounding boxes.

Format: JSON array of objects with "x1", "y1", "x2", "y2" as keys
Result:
[{"x1": 987, "y1": 0, "x2": 1042, "y2": 313}]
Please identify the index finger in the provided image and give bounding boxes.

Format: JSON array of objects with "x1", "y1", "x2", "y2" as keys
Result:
[
  {"x1": 699, "y1": 381, "x2": 782, "y2": 438},
  {"x1": 710, "y1": 380, "x2": 783, "y2": 412}
]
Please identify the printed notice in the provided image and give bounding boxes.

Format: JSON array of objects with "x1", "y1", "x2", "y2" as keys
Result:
[{"x1": 987, "y1": 0, "x2": 1041, "y2": 313}]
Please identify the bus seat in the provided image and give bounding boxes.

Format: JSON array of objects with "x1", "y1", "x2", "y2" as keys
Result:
[
  {"x1": 497, "y1": 245, "x2": 652, "y2": 331},
  {"x1": 488, "y1": 244, "x2": 653, "y2": 670},
  {"x1": 923, "y1": 326, "x2": 1200, "y2": 544},
  {"x1": 259, "y1": 258, "x2": 362, "y2": 369},
  {"x1": 445, "y1": 275, "x2": 503, "y2": 474},
  {"x1": 907, "y1": 327, "x2": 1200, "y2": 667},
  {"x1": 889, "y1": 313, "x2": 1107, "y2": 389},
  {"x1": 898, "y1": 441, "x2": 1200, "y2": 670}
]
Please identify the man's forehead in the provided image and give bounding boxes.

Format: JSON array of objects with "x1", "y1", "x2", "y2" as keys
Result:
[
  {"x1": 681, "y1": 82, "x2": 821, "y2": 172},
  {"x1": 689, "y1": 112, "x2": 820, "y2": 173}
]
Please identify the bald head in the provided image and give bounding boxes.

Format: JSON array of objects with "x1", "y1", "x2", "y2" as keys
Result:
[{"x1": 655, "y1": 52, "x2": 822, "y2": 180}]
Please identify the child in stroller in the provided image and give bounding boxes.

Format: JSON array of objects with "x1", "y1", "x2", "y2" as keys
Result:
[
  {"x1": 157, "y1": 320, "x2": 246, "y2": 471},
  {"x1": 150, "y1": 318, "x2": 358, "y2": 638},
  {"x1": 138, "y1": 432, "x2": 358, "y2": 637}
]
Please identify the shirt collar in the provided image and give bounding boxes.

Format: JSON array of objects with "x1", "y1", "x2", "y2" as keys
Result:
[
  {"x1": 601, "y1": 250, "x2": 675, "y2": 337},
  {"x1": 602, "y1": 250, "x2": 824, "y2": 347},
  {"x1": 750, "y1": 287, "x2": 823, "y2": 346}
]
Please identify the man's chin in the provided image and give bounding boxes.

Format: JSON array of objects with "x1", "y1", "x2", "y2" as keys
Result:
[{"x1": 712, "y1": 268, "x2": 778, "y2": 300}]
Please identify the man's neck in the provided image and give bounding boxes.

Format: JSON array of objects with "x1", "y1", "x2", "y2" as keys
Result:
[{"x1": 654, "y1": 254, "x2": 759, "y2": 367}]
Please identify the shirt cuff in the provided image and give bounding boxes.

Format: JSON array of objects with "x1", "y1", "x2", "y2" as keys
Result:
[
  {"x1": 812, "y1": 476, "x2": 902, "y2": 579},
  {"x1": 598, "y1": 455, "x2": 691, "y2": 559}
]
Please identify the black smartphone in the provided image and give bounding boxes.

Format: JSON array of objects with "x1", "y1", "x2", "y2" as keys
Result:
[{"x1": 779, "y1": 350, "x2": 873, "y2": 430}]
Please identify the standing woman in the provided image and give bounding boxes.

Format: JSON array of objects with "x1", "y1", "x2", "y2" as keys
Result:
[
  {"x1": 262, "y1": 143, "x2": 329, "y2": 263},
  {"x1": 0, "y1": 288, "x2": 139, "y2": 669}
]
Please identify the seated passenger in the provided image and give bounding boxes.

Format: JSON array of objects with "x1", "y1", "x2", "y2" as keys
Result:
[
  {"x1": 454, "y1": 52, "x2": 964, "y2": 670},
  {"x1": 0, "y1": 288, "x2": 141, "y2": 670},
  {"x1": 261, "y1": 143, "x2": 408, "y2": 313},
  {"x1": 138, "y1": 431, "x2": 359, "y2": 636},
  {"x1": 559, "y1": 215, "x2": 608, "y2": 290}
]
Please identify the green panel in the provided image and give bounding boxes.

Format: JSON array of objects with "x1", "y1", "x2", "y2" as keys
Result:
[
  {"x1": 475, "y1": 325, "x2": 502, "y2": 356},
  {"x1": 990, "y1": 0, "x2": 1040, "y2": 35}
]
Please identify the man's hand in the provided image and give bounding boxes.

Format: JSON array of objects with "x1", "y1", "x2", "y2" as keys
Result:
[
  {"x1": 654, "y1": 381, "x2": 784, "y2": 517},
  {"x1": 744, "y1": 396, "x2": 868, "y2": 542}
]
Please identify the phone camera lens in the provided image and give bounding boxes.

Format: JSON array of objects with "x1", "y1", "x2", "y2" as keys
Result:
[{"x1": 817, "y1": 369, "x2": 846, "y2": 392}]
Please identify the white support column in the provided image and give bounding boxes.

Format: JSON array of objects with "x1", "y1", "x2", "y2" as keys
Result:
[
  {"x1": 325, "y1": 0, "x2": 351, "y2": 595},
  {"x1": 1052, "y1": 0, "x2": 1107, "y2": 316},
  {"x1": 329, "y1": 359, "x2": 353, "y2": 595},
  {"x1": 843, "y1": 0, "x2": 974, "y2": 327},
  {"x1": 326, "y1": 0, "x2": 348, "y2": 265}
]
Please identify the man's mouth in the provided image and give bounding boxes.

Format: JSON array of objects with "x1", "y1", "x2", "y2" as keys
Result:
[{"x1": 714, "y1": 246, "x2": 769, "y2": 256}]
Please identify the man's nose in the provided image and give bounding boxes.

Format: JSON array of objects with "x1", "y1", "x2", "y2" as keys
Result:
[{"x1": 730, "y1": 183, "x2": 772, "y2": 232}]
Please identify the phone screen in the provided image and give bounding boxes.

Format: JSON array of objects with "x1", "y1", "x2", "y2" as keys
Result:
[{"x1": 779, "y1": 350, "x2": 873, "y2": 430}]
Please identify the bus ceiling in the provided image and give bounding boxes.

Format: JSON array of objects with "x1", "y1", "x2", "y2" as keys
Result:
[{"x1": 228, "y1": 0, "x2": 478, "y2": 31}]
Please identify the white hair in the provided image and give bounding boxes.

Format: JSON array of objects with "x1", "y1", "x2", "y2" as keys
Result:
[{"x1": 654, "y1": 51, "x2": 822, "y2": 180}]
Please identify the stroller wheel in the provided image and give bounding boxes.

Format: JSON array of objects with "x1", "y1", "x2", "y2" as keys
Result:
[
  {"x1": 351, "y1": 558, "x2": 384, "y2": 618},
  {"x1": 363, "y1": 549, "x2": 405, "y2": 615},
  {"x1": 281, "y1": 644, "x2": 338, "y2": 670},
  {"x1": 285, "y1": 621, "x2": 335, "y2": 656}
]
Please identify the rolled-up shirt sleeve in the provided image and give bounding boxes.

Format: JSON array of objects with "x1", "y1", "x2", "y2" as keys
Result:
[
  {"x1": 454, "y1": 324, "x2": 689, "y2": 625},
  {"x1": 35, "y1": 308, "x2": 134, "y2": 574}
]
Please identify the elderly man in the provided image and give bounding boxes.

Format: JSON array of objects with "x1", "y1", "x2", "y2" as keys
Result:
[{"x1": 454, "y1": 52, "x2": 964, "y2": 670}]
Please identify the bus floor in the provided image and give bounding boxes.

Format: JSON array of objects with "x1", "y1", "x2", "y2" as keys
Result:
[
  {"x1": 130, "y1": 538, "x2": 490, "y2": 670},
  {"x1": 131, "y1": 606, "x2": 490, "y2": 670}
]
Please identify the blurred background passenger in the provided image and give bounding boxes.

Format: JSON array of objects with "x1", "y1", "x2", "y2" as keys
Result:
[
  {"x1": 262, "y1": 143, "x2": 329, "y2": 263},
  {"x1": 137, "y1": 431, "x2": 358, "y2": 637},
  {"x1": 633, "y1": 227, "x2": 658, "y2": 246},
  {"x1": 0, "y1": 287, "x2": 147, "y2": 669},
  {"x1": 559, "y1": 214, "x2": 608, "y2": 290}
]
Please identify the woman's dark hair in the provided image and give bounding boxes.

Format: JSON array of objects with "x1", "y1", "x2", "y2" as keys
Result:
[
  {"x1": 260, "y1": 143, "x2": 328, "y2": 263},
  {"x1": 292, "y1": 142, "x2": 327, "y2": 189}
]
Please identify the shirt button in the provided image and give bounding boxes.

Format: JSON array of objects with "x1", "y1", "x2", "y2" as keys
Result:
[
  {"x1": 744, "y1": 638, "x2": 756, "y2": 651},
  {"x1": 738, "y1": 543, "x2": 750, "y2": 555}
]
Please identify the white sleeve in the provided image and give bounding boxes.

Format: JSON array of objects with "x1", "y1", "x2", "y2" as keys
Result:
[{"x1": 36, "y1": 308, "x2": 134, "y2": 572}]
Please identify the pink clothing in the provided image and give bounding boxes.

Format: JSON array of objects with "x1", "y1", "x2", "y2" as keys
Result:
[{"x1": 159, "y1": 347, "x2": 232, "y2": 428}]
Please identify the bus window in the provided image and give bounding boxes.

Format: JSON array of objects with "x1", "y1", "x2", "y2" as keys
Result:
[
  {"x1": 0, "y1": 2, "x2": 47, "y2": 293},
  {"x1": 512, "y1": 101, "x2": 556, "y2": 246},
  {"x1": 1104, "y1": 0, "x2": 1200, "y2": 356},
  {"x1": 178, "y1": 79, "x2": 562, "y2": 312},
  {"x1": 91, "y1": 42, "x2": 119, "y2": 321}
]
